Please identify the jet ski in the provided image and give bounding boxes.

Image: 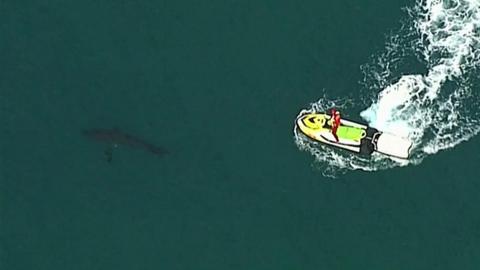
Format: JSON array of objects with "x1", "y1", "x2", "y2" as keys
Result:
[{"x1": 295, "y1": 112, "x2": 412, "y2": 159}]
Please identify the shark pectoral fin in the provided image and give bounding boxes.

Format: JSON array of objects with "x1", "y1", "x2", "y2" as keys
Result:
[{"x1": 104, "y1": 146, "x2": 113, "y2": 163}]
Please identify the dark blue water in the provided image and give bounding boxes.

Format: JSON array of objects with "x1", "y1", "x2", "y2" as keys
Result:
[{"x1": 2, "y1": 1, "x2": 480, "y2": 269}]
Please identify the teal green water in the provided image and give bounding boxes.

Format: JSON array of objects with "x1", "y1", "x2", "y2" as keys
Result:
[{"x1": 2, "y1": 1, "x2": 480, "y2": 269}]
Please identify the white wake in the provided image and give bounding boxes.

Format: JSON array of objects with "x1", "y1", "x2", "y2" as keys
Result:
[{"x1": 294, "y1": 0, "x2": 480, "y2": 176}]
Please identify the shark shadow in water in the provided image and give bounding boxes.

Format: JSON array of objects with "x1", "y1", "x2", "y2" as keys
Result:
[{"x1": 82, "y1": 128, "x2": 168, "y2": 162}]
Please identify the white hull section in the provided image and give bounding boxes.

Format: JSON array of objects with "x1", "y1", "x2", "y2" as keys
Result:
[{"x1": 374, "y1": 133, "x2": 412, "y2": 159}]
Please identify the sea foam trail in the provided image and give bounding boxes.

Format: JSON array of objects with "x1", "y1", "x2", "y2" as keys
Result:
[{"x1": 294, "y1": 0, "x2": 480, "y2": 175}]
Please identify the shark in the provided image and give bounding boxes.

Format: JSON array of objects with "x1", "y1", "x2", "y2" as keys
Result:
[{"x1": 82, "y1": 128, "x2": 168, "y2": 161}]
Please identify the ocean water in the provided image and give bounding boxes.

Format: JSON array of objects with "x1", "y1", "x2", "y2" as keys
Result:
[
  {"x1": 1, "y1": 0, "x2": 480, "y2": 269},
  {"x1": 295, "y1": 0, "x2": 480, "y2": 174}
]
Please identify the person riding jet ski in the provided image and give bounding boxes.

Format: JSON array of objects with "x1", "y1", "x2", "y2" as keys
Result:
[{"x1": 330, "y1": 109, "x2": 341, "y2": 142}]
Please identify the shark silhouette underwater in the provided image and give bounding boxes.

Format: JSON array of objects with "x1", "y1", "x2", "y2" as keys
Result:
[{"x1": 82, "y1": 128, "x2": 168, "y2": 162}]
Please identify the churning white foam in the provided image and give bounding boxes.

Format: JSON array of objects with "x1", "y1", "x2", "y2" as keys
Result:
[{"x1": 294, "y1": 0, "x2": 480, "y2": 175}]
